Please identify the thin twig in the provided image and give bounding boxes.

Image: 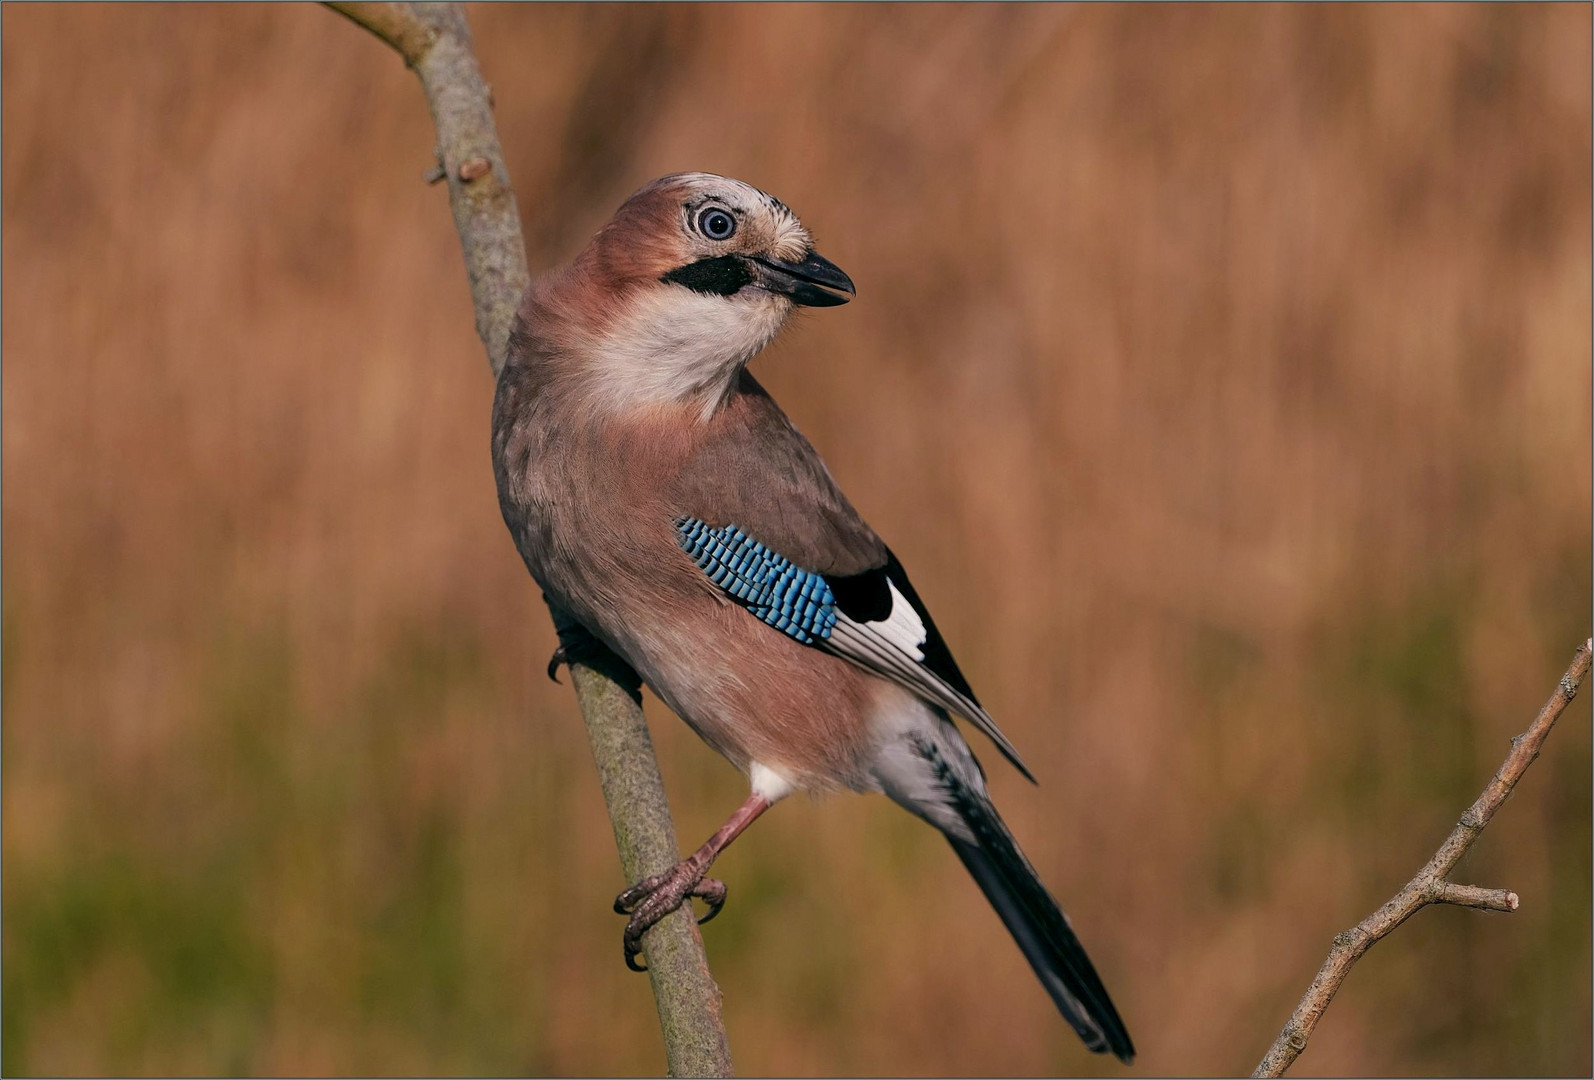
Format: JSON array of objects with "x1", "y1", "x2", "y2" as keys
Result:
[
  {"x1": 324, "y1": 4, "x2": 734, "y2": 1075},
  {"x1": 326, "y1": 2, "x2": 525, "y2": 377},
  {"x1": 1253, "y1": 637, "x2": 1592, "y2": 1077}
]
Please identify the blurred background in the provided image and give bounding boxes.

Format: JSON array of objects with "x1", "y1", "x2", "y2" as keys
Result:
[{"x1": 3, "y1": 3, "x2": 1589, "y2": 1076}]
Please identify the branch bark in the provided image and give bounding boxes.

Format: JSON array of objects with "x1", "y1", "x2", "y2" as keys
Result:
[
  {"x1": 325, "y1": 5, "x2": 733, "y2": 1075},
  {"x1": 1253, "y1": 637, "x2": 1592, "y2": 1078}
]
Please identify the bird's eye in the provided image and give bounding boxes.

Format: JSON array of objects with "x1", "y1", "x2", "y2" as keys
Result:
[{"x1": 698, "y1": 208, "x2": 736, "y2": 241}]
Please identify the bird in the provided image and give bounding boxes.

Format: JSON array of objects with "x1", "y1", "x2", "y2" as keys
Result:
[{"x1": 491, "y1": 172, "x2": 1134, "y2": 1063}]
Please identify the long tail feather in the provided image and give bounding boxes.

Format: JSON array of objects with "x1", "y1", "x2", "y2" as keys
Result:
[
  {"x1": 947, "y1": 824, "x2": 1135, "y2": 1062},
  {"x1": 910, "y1": 735, "x2": 1135, "y2": 1063}
]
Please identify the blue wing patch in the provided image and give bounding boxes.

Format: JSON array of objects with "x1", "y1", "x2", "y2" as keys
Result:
[{"x1": 675, "y1": 517, "x2": 837, "y2": 643}]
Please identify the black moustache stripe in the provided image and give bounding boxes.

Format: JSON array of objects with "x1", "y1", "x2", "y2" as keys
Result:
[{"x1": 661, "y1": 255, "x2": 754, "y2": 297}]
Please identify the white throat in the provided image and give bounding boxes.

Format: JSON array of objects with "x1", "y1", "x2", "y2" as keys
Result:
[{"x1": 585, "y1": 287, "x2": 790, "y2": 420}]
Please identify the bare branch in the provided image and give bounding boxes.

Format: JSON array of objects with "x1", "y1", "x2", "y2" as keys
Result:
[
  {"x1": 326, "y1": 2, "x2": 438, "y2": 65},
  {"x1": 1427, "y1": 882, "x2": 1518, "y2": 913},
  {"x1": 325, "y1": 5, "x2": 734, "y2": 1075},
  {"x1": 326, "y1": 2, "x2": 523, "y2": 376},
  {"x1": 1253, "y1": 637, "x2": 1592, "y2": 1078}
]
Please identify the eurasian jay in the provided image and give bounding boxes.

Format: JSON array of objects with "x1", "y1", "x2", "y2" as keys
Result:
[{"x1": 492, "y1": 173, "x2": 1134, "y2": 1063}]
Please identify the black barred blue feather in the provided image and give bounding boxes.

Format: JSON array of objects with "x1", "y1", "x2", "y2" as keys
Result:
[
  {"x1": 674, "y1": 517, "x2": 1034, "y2": 782},
  {"x1": 675, "y1": 518, "x2": 838, "y2": 644}
]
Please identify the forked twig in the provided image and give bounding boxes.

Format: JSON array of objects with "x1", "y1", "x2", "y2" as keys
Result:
[{"x1": 1253, "y1": 637, "x2": 1592, "y2": 1077}]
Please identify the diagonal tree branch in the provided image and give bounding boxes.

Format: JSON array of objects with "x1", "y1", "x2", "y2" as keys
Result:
[
  {"x1": 325, "y1": 2, "x2": 524, "y2": 375},
  {"x1": 1253, "y1": 637, "x2": 1592, "y2": 1077},
  {"x1": 324, "y1": 4, "x2": 733, "y2": 1075}
]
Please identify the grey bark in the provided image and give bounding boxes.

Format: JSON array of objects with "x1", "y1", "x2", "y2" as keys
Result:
[{"x1": 324, "y1": 5, "x2": 734, "y2": 1074}]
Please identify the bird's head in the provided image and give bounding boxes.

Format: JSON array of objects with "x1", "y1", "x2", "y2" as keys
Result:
[
  {"x1": 599, "y1": 172, "x2": 855, "y2": 309},
  {"x1": 536, "y1": 173, "x2": 854, "y2": 417}
]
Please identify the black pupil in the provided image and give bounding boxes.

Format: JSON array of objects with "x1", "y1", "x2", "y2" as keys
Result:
[{"x1": 703, "y1": 210, "x2": 733, "y2": 239}]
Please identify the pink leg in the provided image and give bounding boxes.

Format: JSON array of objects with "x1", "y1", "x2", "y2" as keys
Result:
[{"x1": 614, "y1": 793, "x2": 771, "y2": 971}]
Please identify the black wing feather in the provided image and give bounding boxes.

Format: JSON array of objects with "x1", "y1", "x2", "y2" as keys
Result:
[{"x1": 820, "y1": 552, "x2": 1034, "y2": 782}]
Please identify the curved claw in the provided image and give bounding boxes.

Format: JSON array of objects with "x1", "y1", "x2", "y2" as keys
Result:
[
  {"x1": 622, "y1": 902, "x2": 659, "y2": 972},
  {"x1": 614, "y1": 872, "x2": 668, "y2": 915},
  {"x1": 614, "y1": 869, "x2": 728, "y2": 972},
  {"x1": 692, "y1": 877, "x2": 727, "y2": 925}
]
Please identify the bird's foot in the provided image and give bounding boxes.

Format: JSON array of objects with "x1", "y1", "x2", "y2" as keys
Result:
[
  {"x1": 614, "y1": 862, "x2": 727, "y2": 972},
  {"x1": 544, "y1": 619, "x2": 644, "y2": 704},
  {"x1": 546, "y1": 638, "x2": 611, "y2": 682}
]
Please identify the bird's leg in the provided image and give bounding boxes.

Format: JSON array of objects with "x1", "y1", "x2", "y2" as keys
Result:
[{"x1": 614, "y1": 793, "x2": 770, "y2": 971}]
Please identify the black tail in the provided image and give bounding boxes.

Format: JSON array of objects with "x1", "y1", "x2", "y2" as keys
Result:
[{"x1": 942, "y1": 775, "x2": 1135, "y2": 1062}]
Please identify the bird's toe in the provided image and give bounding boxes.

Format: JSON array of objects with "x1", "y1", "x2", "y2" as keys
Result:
[
  {"x1": 691, "y1": 876, "x2": 727, "y2": 925},
  {"x1": 614, "y1": 863, "x2": 726, "y2": 971}
]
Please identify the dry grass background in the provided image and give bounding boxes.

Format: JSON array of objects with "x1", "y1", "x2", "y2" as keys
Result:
[{"x1": 2, "y1": 3, "x2": 1590, "y2": 1076}]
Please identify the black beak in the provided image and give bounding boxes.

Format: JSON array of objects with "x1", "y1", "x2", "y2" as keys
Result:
[{"x1": 750, "y1": 250, "x2": 856, "y2": 307}]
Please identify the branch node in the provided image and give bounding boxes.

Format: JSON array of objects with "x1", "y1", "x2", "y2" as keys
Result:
[
  {"x1": 424, "y1": 162, "x2": 447, "y2": 185},
  {"x1": 458, "y1": 157, "x2": 491, "y2": 182},
  {"x1": 1253, "y1": 639, "x2": 1588, "y2": 1077}
]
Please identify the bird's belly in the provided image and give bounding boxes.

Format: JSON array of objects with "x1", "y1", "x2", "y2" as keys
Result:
[{"x1": 607, "y1": 583, "x2": 885, "y2": 794}]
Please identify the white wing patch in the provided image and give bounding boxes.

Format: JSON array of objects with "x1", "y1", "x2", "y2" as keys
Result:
[
  {"x1": 822, "y1": 576, "x2": 1035, "y2": 782},
  {"x1": 873, "y1": 581, "x2": 926, "y2": 660}
]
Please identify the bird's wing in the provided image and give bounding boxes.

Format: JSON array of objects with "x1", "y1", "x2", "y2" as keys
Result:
[
  {"x1": 672, "y1": 375, "x2": 887, "y2": 578},
  {"x1": 672, "y1": 378, "x2": 1034, "y2": 780}
]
